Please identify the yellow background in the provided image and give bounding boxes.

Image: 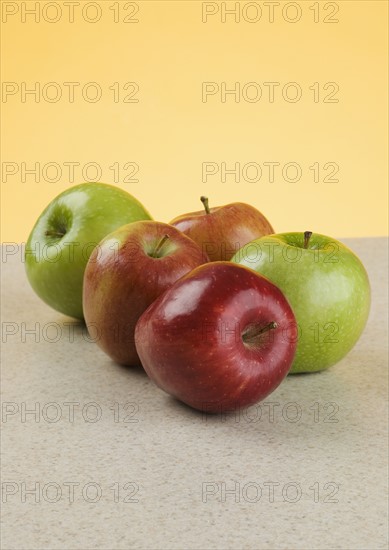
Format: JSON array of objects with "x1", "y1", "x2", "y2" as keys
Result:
[{"x1": 1, "y1": 0, "x2": 388, "y2": 242}]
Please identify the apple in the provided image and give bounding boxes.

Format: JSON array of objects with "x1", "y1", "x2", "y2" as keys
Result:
[
  {"x1": 169, "y1": 196, "x2": 274, "y2": 261},
  {"x1": 135, "y1": 262, "x2": 297, "y2": 413},
  {"x1": 231, "y1": 231, "x2": 371, "y2": 373},
  {"x1": 83, "y1": 220, "x2": 208, "y2": 366},
  {"x1": 25, "y1": 183, "x2": 152, "y2": 320}
]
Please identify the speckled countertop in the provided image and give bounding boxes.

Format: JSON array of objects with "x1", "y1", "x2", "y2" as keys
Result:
[{"x1": 1, "y1": 238, "x2": 388, "y2": 550}]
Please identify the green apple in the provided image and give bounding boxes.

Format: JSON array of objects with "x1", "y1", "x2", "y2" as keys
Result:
[
  {"x1": 231, "y1": 231, "x2": 370, "y2": 373},
  {"x1": 25, "y1": 182, "x2": 152, "y2": 320}
]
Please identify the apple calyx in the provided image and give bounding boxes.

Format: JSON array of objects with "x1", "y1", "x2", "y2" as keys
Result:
[
  {"x1": 200, "y1": 196, "x2": 211, "y2": 215},
  {"x1": 45, "y1": 229, "x2": 66, "y2": 239},
  {"x1": 242, "y1": 321, "x2": 278, "y2": 344},
  {"x1": 151, "y1": 234, "x2": 170, "y2": 258},
  {"x1": 303, "y1": 231, "x2": 313, "y2": 249}
]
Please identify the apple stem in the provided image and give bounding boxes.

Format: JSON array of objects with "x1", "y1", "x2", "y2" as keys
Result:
[
  {"x1": 200, "y1": 196, "x2": 211, "y2": 215},
  {"x1": 45, "y1": 230, "x2": 65, "y2": 238},
  {"x1": 244, "y1": 321, "x2": 278, "y2": 342},
  {"x1": 304, "y1": 231, "x2": 312, "y2": 249},
  {"x1": 153, "y1": 234, "x2": 170, "y2": 258}
]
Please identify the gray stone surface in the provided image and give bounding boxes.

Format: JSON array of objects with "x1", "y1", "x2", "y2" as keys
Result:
[{"x1": 1, "y1": 238, "x2": 388, "y2": 550}]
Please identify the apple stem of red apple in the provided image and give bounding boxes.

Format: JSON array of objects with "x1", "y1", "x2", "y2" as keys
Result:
[
  {"x1": 304, "y1": 231, "x2": 312, "y2": 249},
  {"x1": 243, "y1": 321, "x2": 278, "y2": 342},
  {"x1": 152, "y1": 234, "x2": 170, "y2": 258},
  {"x1": 200, "y1": 196, "x2": 211, "y2": 215}
]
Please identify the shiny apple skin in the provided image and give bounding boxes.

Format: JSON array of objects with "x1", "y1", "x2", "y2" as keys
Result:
[
  {"x1": 25, "y1": 182, "x2": 152, "y2": 320},
  {"x1": 232, "y1": 232, "x2": 371, "y2": 373},
  {"x1": 169, "y1": 202, "x2": 274, "y2": 261},
  {"x1": 83, "y1": 221, "x2": 208, "y2": 366},
  {"x1": 135, "y1": 262, "x2": 297, "y2": 413}
]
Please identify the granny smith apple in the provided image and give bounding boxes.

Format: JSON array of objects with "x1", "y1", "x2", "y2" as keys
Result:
[
  {"x1": 25, "y1": 183, "x2": 152, "y2": 320},
  {"x1": 231, "y1": 231, "x2": 371, "y2": 373}
]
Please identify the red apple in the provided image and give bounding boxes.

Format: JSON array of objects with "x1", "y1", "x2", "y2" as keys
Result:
[
  {"x1": 135, "y1": 262, "x2": 297, "y2": 413},
  {"x1": 169, "y1": 196, "x2": 274, "y2": 261},
  {"x1": 83, "y1": 220, "x2": 208, "y2": 366}
]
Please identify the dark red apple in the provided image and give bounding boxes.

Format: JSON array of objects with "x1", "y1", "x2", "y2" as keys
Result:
[
  {"x1": 135, "y1": 262, "x2": 297, "y2": 413},
  {"x1": 83, "y1": 220, "x2": 208, "y2": 366},
  {"x1": 169, "y1": 197, "x2": 274, "y2": 261}
]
